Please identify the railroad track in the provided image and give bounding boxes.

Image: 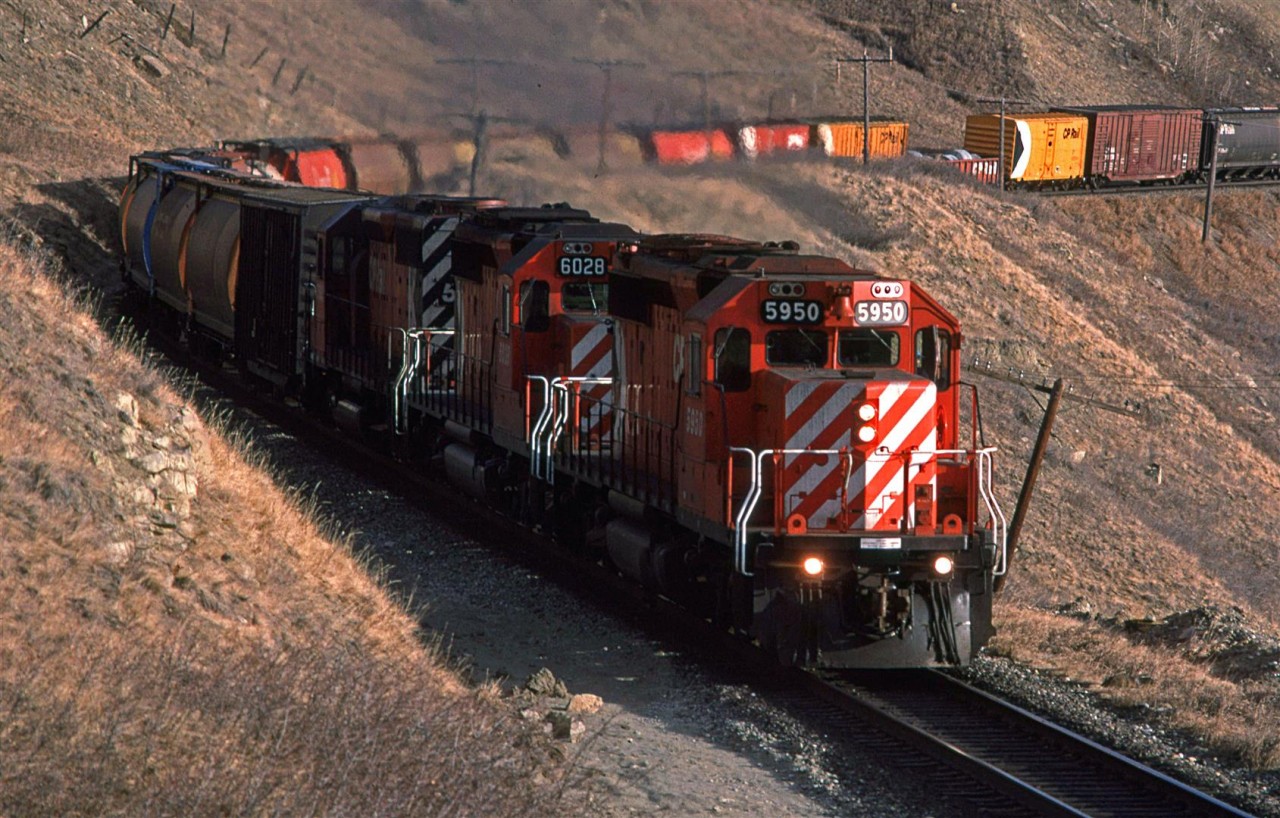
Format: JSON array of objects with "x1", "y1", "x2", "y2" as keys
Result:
[
  {"x1": 147, "y1": 329, "x2": 1258, "y2": 818},
  {"x1": 1040, "y1": 177, "x2": 1280, "y2": 197},
  {"x1": 795, "y1": 668, "x2": 1256, "y2": 818}
]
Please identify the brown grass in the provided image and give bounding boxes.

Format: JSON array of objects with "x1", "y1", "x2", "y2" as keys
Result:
[
  {"x1": 0, "y1": 235, "x2": 582, "y2": 815},
  {"x1": 992, "y1": 606, "x2": 1280, "y2": 769}
]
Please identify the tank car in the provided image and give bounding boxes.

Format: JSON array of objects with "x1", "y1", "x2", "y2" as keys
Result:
[{"x1": 1201, "y1": 107, "x2": 1280, "y2": 181}]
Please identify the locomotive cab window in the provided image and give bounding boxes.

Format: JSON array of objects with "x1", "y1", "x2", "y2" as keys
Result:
[
  {"x1": 500, "y1": 283, "x2": 512, "y2": 336},
  {"x1": 685, "y1": 333, "x2": 702, "y2": 396},
  {"x1": 562, "y1": 281, "x2": 607, "y2": 314},
  {"x1": 915, "y1": 326, "x2": 951, "y2": 388},
  {"x1": 519, "y1": 280, "x2": 549, "y2": 332},
  {"x1": 766, "y1": 329, "x2": 827, "y2": 367},
  {"x1": 714, "y1": 327, "x2": 751, "y2": 392},
  {"x1": 838, "y1": 329, "x2": 899, "y2": 367}
]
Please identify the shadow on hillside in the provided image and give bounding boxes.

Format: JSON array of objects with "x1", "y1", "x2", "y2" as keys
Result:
[{"x1": 6, "y1": 177, "x2": 129, "y2": 306}]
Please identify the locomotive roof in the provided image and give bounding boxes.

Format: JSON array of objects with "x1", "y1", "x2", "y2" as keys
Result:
[
  {"x1": 472, "y1": 204, "x2": 598, "y2": 229},
  {"x1": 220, "y1": 136, "x2": 339, "y2": 154},
  {"x1": 617, "y1": 234, "x2": 865, "y2": 279}
]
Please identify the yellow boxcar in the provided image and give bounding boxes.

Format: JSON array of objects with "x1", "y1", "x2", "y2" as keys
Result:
[
  {"x1": 964, "y1": 113, "x2": 1089, "y2": 185},
  {"x1": 814, "y1": 119, "x2": 909, "y2": 160}
]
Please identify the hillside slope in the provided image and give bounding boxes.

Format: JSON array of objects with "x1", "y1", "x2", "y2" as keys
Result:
[{"x1": 2, "y1": 0, "x2": 1280, "y2": 802}]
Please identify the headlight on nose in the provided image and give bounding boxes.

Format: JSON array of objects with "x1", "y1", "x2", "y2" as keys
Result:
[
  {"x1": 933, "y1": 555, "x2": 954, "y2": 576},
  {"x1": 857, "y1": 403, "x2": 877, "y2": 422},
  {"x1": 857, "y1": 424, "x2": 876, "y2": 443},
  {"x1": 802, "y1": 557, "x2": 825, "y2": 576}
]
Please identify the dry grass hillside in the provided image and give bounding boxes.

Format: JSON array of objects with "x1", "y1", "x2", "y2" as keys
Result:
[
  {"x1": 3, "y1": 0, "x2": 1280, "y2": 806},
  {"x1": 0, "y1": 235, "x2": 574, "y2": 813}
]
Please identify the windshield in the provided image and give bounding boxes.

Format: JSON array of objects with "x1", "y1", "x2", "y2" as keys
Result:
[
  {"x1": 562, "y1": 281, "x2": 607, "y2": 314},
  {"x1": 838, "y1": 329, "x2": 900, "y2": 367},
  {"x1": 765, "y1": 329, "x2": 827, "y2": 367}
]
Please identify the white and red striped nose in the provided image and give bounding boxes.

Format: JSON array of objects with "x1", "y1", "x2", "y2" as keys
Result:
[{"x1": 781, "y1": 378, "x2": 938, "y2": 532}]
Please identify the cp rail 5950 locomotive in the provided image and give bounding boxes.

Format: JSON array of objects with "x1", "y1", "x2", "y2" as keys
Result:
[{"x1": 120, "y1": 147, "x2": 1007, "y2": 668}]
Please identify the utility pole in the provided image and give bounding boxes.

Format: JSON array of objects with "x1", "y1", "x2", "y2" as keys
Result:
[
  {"x1": 436, "y1": 56, "x2": 523, "y2": 115},
  {"x1": 1202, "y1": 113, "x2": 1233, "y2": 243},
  {"x1": 673, "y1": 69, "x2": 756, "y2": 133},
  {"x1": 574, "y1": 58, "x2": 644, "y2": 174},
  {"x1": 976, "y1": 95, "x2": 1030, "y2": 191},
  {"x1": 449, "y1": 111, "x2": 527, "y2": 196},
  {"x1": 834, "y1": 48, "x2": 894, "y2": 164}
]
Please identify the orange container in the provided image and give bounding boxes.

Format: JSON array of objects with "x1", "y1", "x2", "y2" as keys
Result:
[
  {"x1": 813, "y1": 120, "x2": 909, "y2": 159},
  {"x1": 964, "y1": 113, "x2": 1089, "y2": 184},
  {"x1": 284, "y1": 147, "x2": 348, "y2": 189}
]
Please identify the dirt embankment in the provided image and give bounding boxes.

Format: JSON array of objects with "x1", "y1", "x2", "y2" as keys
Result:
[{"x1": 3, "y1": 0, "x2": 1280, "y2": 807}]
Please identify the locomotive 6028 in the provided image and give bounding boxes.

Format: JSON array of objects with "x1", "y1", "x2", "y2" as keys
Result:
[{"x1": 120, "y1": 147, "x2": 1007, "y2": 668}]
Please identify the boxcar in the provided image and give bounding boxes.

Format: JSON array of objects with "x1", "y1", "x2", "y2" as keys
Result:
[
  {"x1": 812, "y1": 119, "x2": 909, "y2": 160},
  {"x1": 964, "y1": 112, "x2": 1089, "y2": 186},
  {"x1": 1057, "y1": 105, "x2": 1201, "y2": 184}
]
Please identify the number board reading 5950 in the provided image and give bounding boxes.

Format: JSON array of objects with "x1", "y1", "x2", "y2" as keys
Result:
[
  {"x1": 761, "y1": 299, "x2": 823, "y2": 324},
  {"x1": 557, "y1": 256, "x2": 607, "y2": 277},
  {"x1": 854, "y1": 300, "x2": 907, "y2": 326}
]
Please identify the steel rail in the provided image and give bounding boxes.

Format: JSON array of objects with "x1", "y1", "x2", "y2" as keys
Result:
[{"x1": 1040, "y1": 177, "x2": 1280, "y2": 198}]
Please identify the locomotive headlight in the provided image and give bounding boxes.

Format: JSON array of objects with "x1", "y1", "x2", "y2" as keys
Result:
[
  {"x1": 856, "y1": 403, "x2": 877, "y2": 422},
  {"x1": 802, "y1": 557, "x2": 825, "y2": 576},
  {"x1": 933, "y1": 555, "x2": 955, "y2": 576},
  {"x1": 857, "y1": 424, "x2": 877, "y2": 443}
]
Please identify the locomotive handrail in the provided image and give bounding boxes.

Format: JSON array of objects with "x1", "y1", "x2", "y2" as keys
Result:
[
  {"x1": 389, "y1": 328, "x2": 411, "y2": 434},
  {"x1": 726, "y1": 446, "x2": 1006, "y2": 578},
  {"x1": 975, "y1": 448, "x2": 1008, "y2": 576},
  {"x1": 527, "y1": 376, "x2": 555, "y2": 480},
  {"x1": 526, "y1": 375, "x2": 615, "y2": 483},
  {"x1": 548, "y1": 377, "x2": 614, "y2": 483},
  {"x1": 728, "y1": 447, "x2": 856, "y2": 576}
]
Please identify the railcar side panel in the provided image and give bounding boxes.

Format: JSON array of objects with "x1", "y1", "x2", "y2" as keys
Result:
[
  {"x1": 1069, "y1": 106, "x2": 1201, "y2": 182},
  {"x1": 965, "y1": 113, "x2": 1089, "y2": 184}
]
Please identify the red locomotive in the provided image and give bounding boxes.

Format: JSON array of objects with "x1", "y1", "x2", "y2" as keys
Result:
[
  {"x1": 120, "y1": 147, "x2": 1007, "y2": 668},
  {"x1": 528, "y1": 235, "x2": 1004, "y2": 666}
]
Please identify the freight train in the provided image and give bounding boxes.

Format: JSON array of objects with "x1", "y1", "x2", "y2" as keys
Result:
[
  {"x1": 119, "y1": 146, "x2": 1010, "y2": 668},
  {"x1": 190, "y1": 116, "x2": 912, "y2": 190},
  {"x1": 963, "y1": 104, "x2": 1280, "y2": 188},
  {"x1": 173, "y1": 101, "x2": 1280, "y2": 199}
]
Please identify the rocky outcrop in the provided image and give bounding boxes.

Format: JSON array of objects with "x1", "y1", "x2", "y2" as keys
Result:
[{"x1": 97, "y1": 390, "x2": 207, "y2": 563}]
